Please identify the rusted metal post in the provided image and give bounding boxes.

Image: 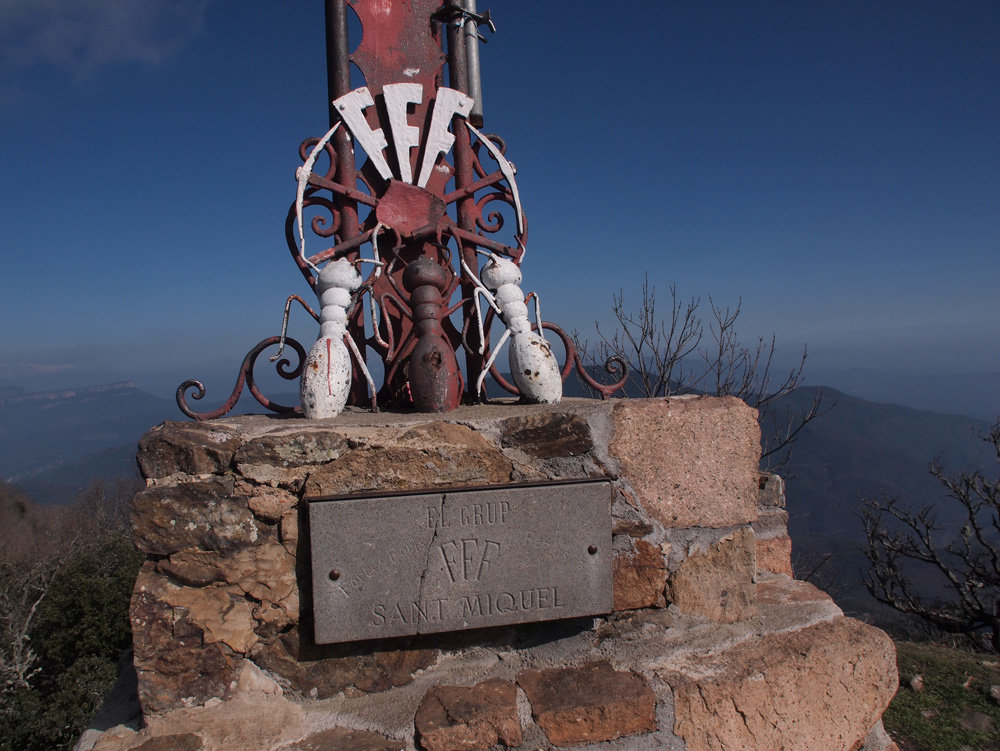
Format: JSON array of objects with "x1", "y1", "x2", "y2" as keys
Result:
[
  {"x1": 463, "y1": 0, "x2": 485, "y2": 127},
  {"x1": 325, "y1": 0, "x2": 367, "y2": 404},
  {"x1": 324, "y1": 0, "x2": 350, "y2": 128},
  {"x1": 324, "y1": 0, "x2": 358, "y2": 241},
  {"x1": 445, "y1": 13, "x2": 486, "y2": 400},
  {"x1": 324, "y1": 0, "x2": 359, "y2": 246}
]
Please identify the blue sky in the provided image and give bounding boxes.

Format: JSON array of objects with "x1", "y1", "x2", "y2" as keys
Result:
[{"x1": 1, "y1": 1, "x2": 998, "y2": 400}]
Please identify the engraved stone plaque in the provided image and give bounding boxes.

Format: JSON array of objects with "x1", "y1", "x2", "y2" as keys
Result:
[{"x1": 308, "y1": 480, "x2": 613, "y2": 644}]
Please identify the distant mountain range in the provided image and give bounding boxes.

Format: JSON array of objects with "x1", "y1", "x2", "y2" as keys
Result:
[
  {"x1": 805, "y1": 368, "x2": 1000, "y2": 423},
  {"x1": 0, "y1": 382, "x2": 170, "y2": 504},
  {"x1": 765, "y1": 386, "x2": 996, "y2": 619}
]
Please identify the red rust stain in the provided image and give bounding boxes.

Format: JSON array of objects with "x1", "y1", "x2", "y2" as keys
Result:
[{"x1": 326, "y1": 338, "x2": 333, "y2": 395}]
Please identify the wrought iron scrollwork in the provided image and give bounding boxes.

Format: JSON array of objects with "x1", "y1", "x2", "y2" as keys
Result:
[{"x1": 176, "y1": 337, "x2": 306, "y2": 420}]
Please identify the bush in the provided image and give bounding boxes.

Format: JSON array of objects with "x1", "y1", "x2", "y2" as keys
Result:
[
  {"x1": 0, "y1": 531, "x2": 142, "y2": 750},
  {"x1": 32, "y1": 536, "x2": 143, "y2": 677},
  {"x1": 1, "y1": 657, "x2": 118, "y2": 751}
]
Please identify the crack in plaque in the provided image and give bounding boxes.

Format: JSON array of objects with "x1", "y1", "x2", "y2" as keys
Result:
[{"x1": 415, "y1": 493, "x2": 447, "y2": 634}]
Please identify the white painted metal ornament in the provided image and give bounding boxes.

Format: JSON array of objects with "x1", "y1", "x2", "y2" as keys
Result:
[
  {"x1": 463, "y1": 252, "x2": 562, "y2": 404},
  {"x1": 289, "y1": 124, "x2": 383, "y2": 419},
  {"x1": 326, "y1": 83, "x2": 525, "y2": 244},
  {"x1": 298, "y1": 259, "x2": 378, "y2": 419},
  {"x1": 273, "y1": 258, "x2": 378, "y2": 420},
  {"x1": 331, "y1": 84, "x2": 473, "y2": 189}
]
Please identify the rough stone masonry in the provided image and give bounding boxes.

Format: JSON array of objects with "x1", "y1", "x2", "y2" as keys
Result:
[{"x1": 83, "y1": 396, "x2": 899, "y2": 751}]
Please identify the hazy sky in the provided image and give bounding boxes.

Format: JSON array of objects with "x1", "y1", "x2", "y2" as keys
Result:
[{"x1": 1, "y1": 1, "x2": 998, "y2": 400}]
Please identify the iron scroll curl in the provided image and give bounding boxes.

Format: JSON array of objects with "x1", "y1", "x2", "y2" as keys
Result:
[{"x1": 176, "y1": 336, "x2": 306, "y2": 420}]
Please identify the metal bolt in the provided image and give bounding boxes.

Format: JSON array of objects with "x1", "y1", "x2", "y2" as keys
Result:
[
  {"x1": 329, "y1": 569, "x2": 341, "y2": 581},
  {"x1": 588, "y1": 545, "x2": 598, "y2": 555}
]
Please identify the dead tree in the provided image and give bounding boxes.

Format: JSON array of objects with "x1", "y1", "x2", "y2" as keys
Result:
[
  {"x1": 0, "y1": 483, "x2": 65, "y2": 692},
  {"x1": 575, "y1": 276, "x2": 829, "y2": 470},
  {"x1": 860, "y1": 421, "x2": 1000, "y2": 652},
  {"x1": 0, "y1": 557, "x2": 61, "y2": 690}
]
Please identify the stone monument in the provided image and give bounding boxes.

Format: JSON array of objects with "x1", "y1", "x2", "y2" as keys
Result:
[{"x1": 81, "y1": 3, "x2": 900, "y2": 750}]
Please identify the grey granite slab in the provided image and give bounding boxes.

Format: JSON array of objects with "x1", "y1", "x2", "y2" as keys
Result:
[{"x1": 309, "y1": 480, "x2": 613, "y2": 643}]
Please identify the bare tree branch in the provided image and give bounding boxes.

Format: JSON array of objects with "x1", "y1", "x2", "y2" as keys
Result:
[
  {"x1": 860, "y1": 422, "x2": 1000, "y2": 651},
  {"x1": 580, "y1": 275, "x2": 703, "y2": 399},
  {"x1": 0, "y1": 556, "x2": 60, "y2": 689},
  {"x1": 575, "y1": 278, "x2": 829, "y2": 470}
]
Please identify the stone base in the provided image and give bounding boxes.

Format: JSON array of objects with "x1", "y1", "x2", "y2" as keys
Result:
[
  {"x1": 84, "y1": 397, "x2": 899, "y2": 751},
  {"x1": 89, "y1": 577, "x2": 895, "y2": 751}
]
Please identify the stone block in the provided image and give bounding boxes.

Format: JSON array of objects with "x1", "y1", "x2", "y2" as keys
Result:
[
  {"x1": 414, "y1": 678, "x2": 521, "y2": 751},
  {"x1": 499, "y1": 412, "x2": 593, "y2": 459},
  {"x1": 754, "y1": 507, "x2": 793, "y2": 576},
  {"x1": 666, "y1": 617, "x2": 898, "y2": 751},
  {"x1": 249, "y1": 628, "x2": 436, "y2": 699},
  {"x1": 244, "y1": 486, "x2": 298, "y2": 523},
  {"x1": 130, "y1": 564, "x2": 240, "y2": 715},
  {"x1": 279, "y1": 507, "x2": 300, "y2": 557},
  {"x1": 858, "y1": 720, "x2": 898, "y2": 751},
  {"x1": 137, "y1": 565, "x2": 258, "y2": 653},
  {"x1": 517, "y1": 660, "x2": 657, "y2": 746},
  {"x1": 91, "y1": 676, "x2": 309, "y2": 750},
  {"x1": 236, "y1": 463, "x2": 309, "y2": 491},
  {"x1": 758, "y1": 471, "x2": 786, "y2": 508},
  {"x1": 137, "y1": 422, "x2": 240, "y2": 480},
  {"x1": 252, "y1": 597, "x2": 298, "y2": 637},
  {"x1": 752, "y1": 506, "x2": 789, "y2": 537},
  {"x1": 756, "y1": 533, "x2": 793, "y2": 576},
  {"x1": 667, "y1": 527, "x2": 756, "y2": 623},
  {"x1": 158, "y1": 547, "x2": 296, "y2": 636},
  {"x1": 156, "y1": 556, "x2": 225, "y2": 588},
  {"x1": 234, "y1": 430, "x2": 350, "y2": 467},
  {"x1": 609, "y1": 397, "x2": 759, "y2": 529},
  {"x1": 303, "y1": 423, "x2": 512, "y2": 497},
  {"x1": 754, "y1": 575, "x2": 837, "y2": 611},
  {"x1": 163, "y1": 543, "x2": 296, "y2": 605},
  {"x1": 613, "y1": 539, "x2": 666, "y2": 611},
  {"x1": 275, "y1": 728, "x2": 403, "y2": 751},
  {"x1": 127, "y1": 734, "x2": 204, "y2": 751},
  {"x1": 131, "y1": 478, "x2": 262, "y2": 556}
]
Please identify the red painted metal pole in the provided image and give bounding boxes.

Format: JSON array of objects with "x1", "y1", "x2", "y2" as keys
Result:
[
  {"x1": 324, "y1": 0, "x2": 359, "y2": 242},
  {"x1": 446, "y1": 15, "x2": 485, "y2": 400},
  {"x1": 325, "y1": 0, "x2": 368, "y2": 405}
]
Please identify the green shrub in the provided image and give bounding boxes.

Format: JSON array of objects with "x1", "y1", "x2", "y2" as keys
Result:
[
  {"x1": 32, "y1": 536, "x2": 143, "y2": 676},
  {"x1": 1, "y1": 657, "x2": 117, "y2": 751},
  {"x1": 0, "y1": 534, "x2": 143, "y2": 750}
]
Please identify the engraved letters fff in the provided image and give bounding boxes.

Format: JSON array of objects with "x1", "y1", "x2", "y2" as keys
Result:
[{"x1": 308, "y1": 480, "x2": 613, "y2": 644}]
